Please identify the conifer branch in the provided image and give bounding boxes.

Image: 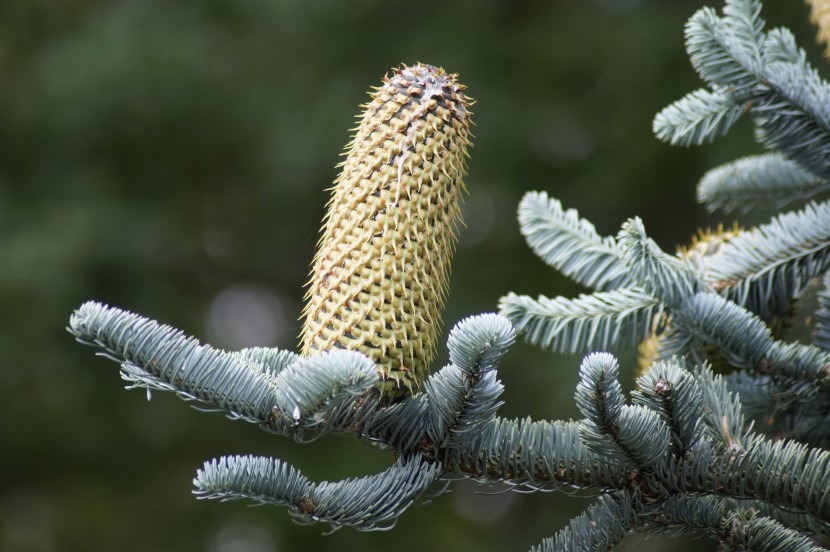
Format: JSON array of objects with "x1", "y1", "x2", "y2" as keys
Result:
[
  {"x1": 69, "y1": 301, "x2": 283, "y2": 424},
  {"x1": 653, "y1": 87, "x2": 747, "y2": 147},
  {"x1": 576, "y1": 352, "x2": 671, "y2": 469},
  {"x1": 722, "y1": 0, "x2": 765, "y2": 62},
  {"x1": 194, "y1": 453, "x2": 441, "y2": 531},
  {"x1": 697, "y1": 153, "x2": 827, "y2": 213},
  {"x1": 817, "y1": 271, "x2": 830, "y2": 351},
  {"x1": 425, "y1": 314, "x2": 514, "y2": 449},
  {"x1": 668, "y1": 292, "x2": 830, "y2": 412},
  {"x1": 745, "y1": 498, "x2": 830, "y2": 541},
  {"x1": 658, "y1": 0, "x2": 830, "y2": 202},
  {"x1": 702, "y1": 199, "x2": 830, "y2": 319},
  {"x1": 235, "y1": 347, "x2": 300, "y2": 378},
  {"x1": 67, "y1": 3, "x2": 830, "y2": 547},
  {"x1": 648, "y1": 494, "x2": 827, "y2": 551},
  {"x1": 617, "y1": 218, "x2": 702, "y2": 308},
  {"x1": 685, "y1": 4, "x2": 763, "y2": 97},
  {"x1": 693, "y1": 363, "x2": 750, "y2": 448},
  {"x1": 446, "y1": 313, "x2": 516, "y2": 375},
  {"x1": 530, "y1": 492, "x2": 634, "y2": 552},
  {"x1": 357, "y1": 393, "x2": 430, "y2": 452},
  {"x1": 763, "y1": 27, "x2": 804, "y2": 65},
  {"x1": 631, "y1": 359, "x2": 704, "y2": 458},
  {"x1": 70, "y1": 298, "x2": 830, "y2": 542},
  {"x1": 672, "y1": 292, "x2": 774, "y2": 369},
  {"x1": 445, "y1": 415, "x2": 630, "y2": 490},
  {"x1": 498, "y1": 288, "x2": 662, "y2": 355},
  {"x1": 516, "y1": 191, "x2": 632, "y2": 291},
  {"x1": 691, "y1": 436, "x2": 830, "y2": 525},
  {"x1": 268, "y1": 349, "x2": 377, "y2": 437},
  {"x1": 194, "y1": 455, "x2": 312, "y2": 510}
]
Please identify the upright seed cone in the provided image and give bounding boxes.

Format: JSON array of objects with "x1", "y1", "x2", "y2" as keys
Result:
[
  {"x1": 807, "y1": 0, "x2": 830, "y2": 57},
  {"x1": 301, "y1": 63, "x2": 473, "y2": 400}
]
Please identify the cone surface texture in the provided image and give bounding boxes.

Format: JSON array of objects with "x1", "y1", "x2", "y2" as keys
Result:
[{"x1": 301, "y1": 63, "x2": 473, "y2": 398}]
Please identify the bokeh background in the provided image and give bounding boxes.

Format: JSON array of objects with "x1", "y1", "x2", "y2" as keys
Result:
[{"x1": 1, "y1": 0, "x2": 822, "y2": 550}]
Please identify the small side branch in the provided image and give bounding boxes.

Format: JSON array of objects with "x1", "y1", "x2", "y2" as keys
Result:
[{"x1": 194, "y1": 453, "x2": 441, "y2": 532}]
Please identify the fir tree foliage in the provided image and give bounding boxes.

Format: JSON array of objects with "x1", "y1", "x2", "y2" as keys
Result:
[
  {"x1": 575, "y1": 352, "x2": 672, "y2": 469},
  {"x1": 653, "y1": 0, "x2": 830, "y2": 210},
  {"x1": 696, "y1": 153, "x2": 824, "y2": 213},
  {"x1": 69, "y1": 0, "x2": 830, "y2": 549},
  {"x1": 817, "y1": 271, "x2": 830, "y2": 350},
  {"x1": 701, "y1": 200, "x2": 830, "y2": 319},
  {"x1": 194, "y1": 453, "x2": 441, "y2": 531}
]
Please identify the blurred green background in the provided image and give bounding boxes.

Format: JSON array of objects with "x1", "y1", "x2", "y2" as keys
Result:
[{"x1": 0, "y1": 0, "x2": 822, "y2": 550}]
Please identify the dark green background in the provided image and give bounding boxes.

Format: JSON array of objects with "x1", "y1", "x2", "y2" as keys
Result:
[{"x1": 0, "y1": 0, "x2": 821, "y2": 550}]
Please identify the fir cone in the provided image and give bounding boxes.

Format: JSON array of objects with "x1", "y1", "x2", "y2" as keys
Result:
[
  {"x1": 808, "y1": 0, "x2": 830, "y2": 57},
  {"x1": 301, "y1": 63, "x2": 473, "y2": 400}
]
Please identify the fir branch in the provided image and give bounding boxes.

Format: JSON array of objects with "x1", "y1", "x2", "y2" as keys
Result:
[
  {"x1": 728, "y1": 514, "x2": 826, "y2": 551},
  {"x1": 426, "y1": 314, "x2": 513, "y2": 449},
  {"x1": 359, "y1": 394, "x2": 430, "y2": 452},
  {"x1": 446, "y1": 416, "x2": 630, "y2": 490},
  {"x1": 754, "y1": 26, "x2": 830, "y2": 179},
  {"x1": 763, "y1": 341, "x2": 830, "y2": 390},
  {"x1": 645, "y1": 494, "x2": 730, "y2": 542},
  {"x1": 446, "y1": 313, "x2": 516, "y2": 375},
  {"x1": 69, "y1": 301, "x2": 281, "y2": 424},
  {"x1": 234, "y1": 347, "x2": 300, "y2": 378},
  {"x1": 650, "y1": 494, "x2": 827, "y2": 551},
  {"x1": 651, "y1": 324, "x2": 697, "y2": 364},
  {"x1": 653, "y1": 87, "x2": 747, "y2": 146},
  {"x1": 672, "y1": 294, "x2": 829, "y2": 406},
  {"x1": 724, "y1": 368, "x2": 824, "y2": 432},
  {"x1": 694, "y1": 363, "x2": 749, "y2": 448},
  {"x1": 722, "y1": 0, "x2": 765, "y2": 62},
  {"x1": 817, "y1": 271, "x2": 830, "y2": 351},
  {"x1": 724, "y1": 370, "x2": 780, "y2": 416},
  {"x1": 685, "y1": 6, "x2": 763, "y2": 97},
  {"x1": 194, "y1": 453, "x2": 441, "y2": 531},
  {"x1": 746, "y1": 498, "x2": 830, "y2": 541},
  {"x1": 754, "y1": 61, "x2": 830, "y2": 180},
  {"x1": 300, "y1": 454, "x2": 441, "y2": 530},
  {"x1": 268, "y1": 349, "x2": 377, "y2": 436},
  {"x1": 672, "y1": 292, "x2": 774, "y2": 370},
  {"x1": 66, "y1": 2, "x2": 830, "y2": 547},
  {"x1": 617, "y1": 217, "x2": 702, "y2": 308},
  {"x1": 703, "y1": 199, "x2": 830, "y2": 318},
  {"x1": 697, "y1": 153, "x2": 827, "y2": 213},
  {"x1": 530, "y1": 492, "x2": 634, "y2": 552},
  {"x1": 660, "y1": 2, "x2": 830, "y2": 174},
  {"x1": 632, "y1": 359, "x2": 705, "y2": 458},
  {"x1": 194, "y1": 455, "x2": 312, "y2": 509},
  {"x1": 769, "y1": 406, "x2": 830, "y2": 449},
  {"x1": 68, "y1": 301, "x2": 377, "y2": 435},
  {"x1": 696, "y1": 437, "x2": 830, "y2": 525},
  {"x1": 516, "y1": 191, "x2": 632, "y2": 291},
  {"x1": 576, "y1": 353, "x2": 671, "y2": 469},
  {"x1": 763, "y1": 26, "x2": 807, "y2": 65},
  {"x1": 425, "y1": 364, "x2": 504, "y2": 449},
  {"x1": 498, "y1": 287, "x2": 662, "y2": 355},
  {"x1": 575, "y1": 352, "x2": 626, "y2": 433}
]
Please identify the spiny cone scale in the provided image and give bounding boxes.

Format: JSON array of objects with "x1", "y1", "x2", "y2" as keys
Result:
[{"x1": 301, "y1": 63, "x2": 473, "y2": 400}]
